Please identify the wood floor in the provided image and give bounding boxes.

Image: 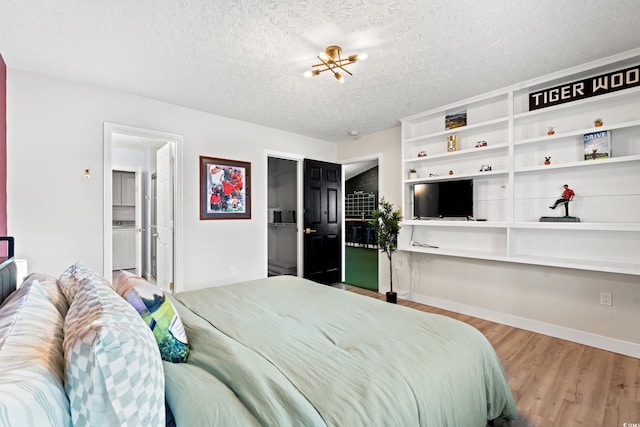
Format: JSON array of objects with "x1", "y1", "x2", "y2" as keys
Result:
[{"x1": 341, "y1": 285, "x2": 640, "y2": 427}]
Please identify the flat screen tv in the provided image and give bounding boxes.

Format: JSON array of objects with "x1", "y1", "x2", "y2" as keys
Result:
[{"x1": 413, "y1": 180, "x2": 473, "y2": 219}]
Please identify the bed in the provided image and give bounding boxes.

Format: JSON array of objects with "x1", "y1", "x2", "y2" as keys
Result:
[
  {"x1": 0, "y1": 238, "x2": 516, "y2": 427},
  {"x1": 0, "y1": 237, "x2": 17, "y2": 302}
]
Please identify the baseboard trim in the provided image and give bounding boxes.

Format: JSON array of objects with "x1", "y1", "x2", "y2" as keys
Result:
[{"x1": 407, "y1": 292, "x2": 640, "y2": 359}]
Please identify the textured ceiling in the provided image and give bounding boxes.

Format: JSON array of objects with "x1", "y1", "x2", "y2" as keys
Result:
[{"x1": 1, "y1": 1, "x2": 639, "y2": 142}]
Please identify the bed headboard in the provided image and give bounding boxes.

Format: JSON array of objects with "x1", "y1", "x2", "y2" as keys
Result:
[{"x1": 0, "y1": 237, "x2": 17, "y2": 304}]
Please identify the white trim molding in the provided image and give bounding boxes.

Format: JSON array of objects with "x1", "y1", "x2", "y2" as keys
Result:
[{"x1": 409, "y1": 292, "x2": 640, "y2": 359}]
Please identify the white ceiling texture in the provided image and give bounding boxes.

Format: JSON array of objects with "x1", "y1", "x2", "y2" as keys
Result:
[{"x1": 1, "y1": 1, "x2": 639, "y2": 143}]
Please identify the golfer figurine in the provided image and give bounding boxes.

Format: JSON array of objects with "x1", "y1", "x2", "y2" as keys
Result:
[{"x1": 549, "y1": 184, "x2": 575, "y2": 216}]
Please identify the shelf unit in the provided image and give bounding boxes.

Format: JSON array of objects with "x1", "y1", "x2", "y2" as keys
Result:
[{"x1": 399, "y1": 49, "x2": 640, "y2": 275}]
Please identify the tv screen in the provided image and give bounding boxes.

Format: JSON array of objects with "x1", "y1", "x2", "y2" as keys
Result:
[{"x1": 413, "y1": 180, "x2": 473, "y2": 219}]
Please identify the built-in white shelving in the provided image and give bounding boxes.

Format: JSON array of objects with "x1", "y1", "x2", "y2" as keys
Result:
[
  {"x1": 403, "y1": 117, "x2": 510, "y2": 144},
  {"x1": 514, "y1": 119, "x2": 640, "y2": 145},
  {"x1": 399, "y1": 49, "x2": 640, "y2": 275},
  {"x1": 405, "y1": 169, "x2": 509, "y2": 183},
  {"x1": 515, "y1": 154, "x2": 640, "y2": 173},
  {"x1": 405, "y1": 143, "x2": 509, "y2": 163}
]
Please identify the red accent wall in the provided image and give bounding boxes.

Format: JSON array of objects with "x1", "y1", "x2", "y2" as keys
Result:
[{"x1": 0, "y1": 53, "x2": 6, "y2": 252}]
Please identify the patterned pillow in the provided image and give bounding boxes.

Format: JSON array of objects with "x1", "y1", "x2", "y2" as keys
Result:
[
  {"x1": 58, "y1": 261, "x2": 112, "y2": 304},
  {"x1": 116, "y1": 271, "x2": 189, "y2": 363},
  {"x1": 63, "y1": 276, "x2": 165, "y2": 427},
  {"x1": 0, "y1": 279, "x2": 71, "y2": 426}
]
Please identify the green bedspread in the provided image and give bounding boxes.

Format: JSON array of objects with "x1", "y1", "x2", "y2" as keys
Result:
[{"x1": 165, "y1": 275, "x2": 517, "y2": 426}]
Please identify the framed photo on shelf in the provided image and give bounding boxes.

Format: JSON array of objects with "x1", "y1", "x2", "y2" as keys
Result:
[
  {"x1": 583, "y1": 130, "x2": 612, "y2": 161},
  {"x1": 446, "y1": 135, "x2": 459, "y2": 152},
  {"x1": 445, "y1": 110, "x2": 467, "y2": 130},
  {"x1": 200, "y1": 156, "x2": 251, "y2": 220}
]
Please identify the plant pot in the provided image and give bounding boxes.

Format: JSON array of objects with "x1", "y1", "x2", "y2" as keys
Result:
[
  {"x1": 386, "y1": 291, "x2": 397, "y2": 304},
  {"x1": 544, "y1": 161, "x2": 551, "y2": 165},
  {"x1": 409, "y1": 172, "x2": 418, "y2": 179},
  {"x1": 547, "y1": 131, "x2": 555, "y2": 135},
  {"x1": 594, "y1": 122, "x2": 603, "y2": 127}
]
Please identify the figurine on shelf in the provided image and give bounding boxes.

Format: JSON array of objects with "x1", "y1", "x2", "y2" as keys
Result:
[
  {"x1": 475, "y1": 141, "x2": 487, "y2": 148},
  {"x1": 448, "y1": 170, "x2": 454, "y2": 175},
  {"x1": 544, "y1": 156, "x2": 551, "y2": 165},
  {"x1": 549, "y1": 184, "x2": 575, "y2": 216},
  {"x1": 479, "y1": 165, "x2": 492, "y2": 171},
  {"x1": 417, "y1": 151, "x2": 427, "y2": 157}
]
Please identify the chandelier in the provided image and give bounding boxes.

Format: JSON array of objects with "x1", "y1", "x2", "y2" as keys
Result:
[{"x1": 304, "y1": 45, "x2": 367, "y2": 83}]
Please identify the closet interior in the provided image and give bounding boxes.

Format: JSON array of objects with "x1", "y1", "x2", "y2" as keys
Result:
[{"x1": 267, "y1": 157, "x2": 298, "y2": 276}]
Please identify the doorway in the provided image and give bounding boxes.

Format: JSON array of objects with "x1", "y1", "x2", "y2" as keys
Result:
[
  {"x1": 343, "y1": 158, "x2": 379, "y2": 291},
  {"x1": 103, "y1": 123, "x2": 183, "y2": 292},
  {"x1": 267, "y1": 157, "x2": 299, "y2": 277},
  {"x1": 264, "y1": 153, "x2": 343, "y2": 284}
]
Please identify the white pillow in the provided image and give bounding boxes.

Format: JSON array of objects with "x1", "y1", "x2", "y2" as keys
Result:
[
  {"x1": 21, "y1": 272, "x2": 69, "y2": 317},
  {"x1": 0, "y1": 279, "x2": 70, "y2": 426}
]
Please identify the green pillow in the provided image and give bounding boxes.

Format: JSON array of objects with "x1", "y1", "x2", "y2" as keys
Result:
[{"x1": 116, "y1": 271, "x2": 189, "y2": 363}]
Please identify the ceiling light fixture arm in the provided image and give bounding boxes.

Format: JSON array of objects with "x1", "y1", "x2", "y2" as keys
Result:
[{"x1": 317, "y1": 56, "x2": 342, "y2": 79}]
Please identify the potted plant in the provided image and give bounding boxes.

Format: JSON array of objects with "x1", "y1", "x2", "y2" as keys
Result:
[
  {"x1": 547, "y1": 126, "x2": 555, "y2": 135},
  {"x1": 594, "y1": 118, "x2": 603, "y2": 127},
  {"x1": 370, "y1": 197, "x2": 402, "y2": 303},
  {"x1": 408, "y1": 168, "x2": 418, "y2": 179},
  {"x1": 544, "y1": 156, "x2": 551, "y2": 165}
]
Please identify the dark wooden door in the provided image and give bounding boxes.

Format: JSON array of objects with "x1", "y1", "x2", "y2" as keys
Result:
[{"x1": 303, "y1": 159, "x2": 341, "y2": 285}]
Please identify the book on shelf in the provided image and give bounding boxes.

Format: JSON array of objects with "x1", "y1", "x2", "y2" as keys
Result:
[
  {"x1": 445, "y1": 110, "x2": 467, "y2": 130},
  {"x1": 583, "y1": 130, "x2": 611, "y2": 161}
]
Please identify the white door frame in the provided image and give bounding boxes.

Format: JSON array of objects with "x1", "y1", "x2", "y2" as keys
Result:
[
  {"x1": 264, "y1": 150, "x2": 304, "y2": 278},
  {"x1": 103, "y1": 123, "x2": 184, "y2": 291},
  {"x1": 340, "y1": 153, "x2": 383, "y2": 286}
]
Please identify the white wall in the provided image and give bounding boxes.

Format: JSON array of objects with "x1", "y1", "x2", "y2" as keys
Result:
[
  {"x1": 7, "y1": 69, "x2": 336, "y2": 290},
  {"x1": 338, "y1": 127, "x2": 402, "y2": 209},
  {"x1": 338, "y1": 126, "x2": 640, "y2": 356}
]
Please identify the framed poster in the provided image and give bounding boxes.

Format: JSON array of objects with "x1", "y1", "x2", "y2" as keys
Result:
[
  {"x1": 583, "y1": 130, "x2": 612, "y2": 160},
  {"x1": 200, "y1": 156, "x2": 251, "y2": 220},
  {"x1": 445, "y1": 110, "x2": 467, "y2": 130}
]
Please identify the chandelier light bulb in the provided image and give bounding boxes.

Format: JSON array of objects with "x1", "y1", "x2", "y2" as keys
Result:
[{"x1": 334, "y1": 72, "x2": 344, "y2": 83}]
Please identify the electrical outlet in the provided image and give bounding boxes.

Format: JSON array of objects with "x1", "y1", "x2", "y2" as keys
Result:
[
  {"x1": 600, "y1": 292, "x2": 612, "y2": 306},
  {"x1": 228, "y1": 267, "x2": 235, "y2": 277}
]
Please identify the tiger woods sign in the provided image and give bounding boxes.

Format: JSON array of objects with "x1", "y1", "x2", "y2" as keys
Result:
[{"x1": 529, "y1": 64, "x2": 640, "y2": 111}]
